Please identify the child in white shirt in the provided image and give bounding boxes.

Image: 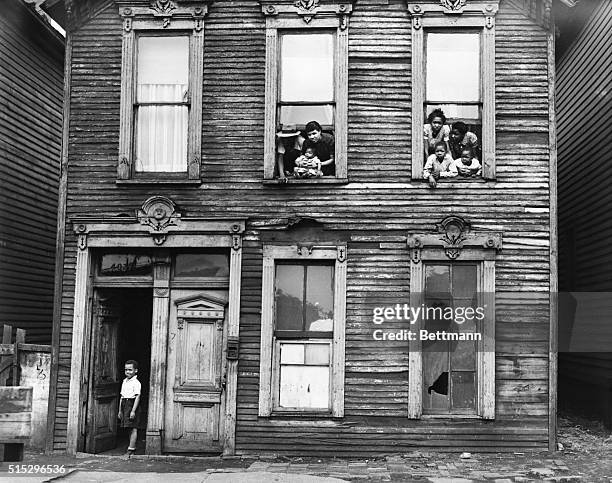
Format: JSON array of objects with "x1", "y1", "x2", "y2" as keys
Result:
[
  {"x1": 423, "y1": 141, "x2": 455, "y2": 188},
  {"x1": 453, "y1": 147, "x2": 482, "y2": 177},
  {"x1": 118, "y1": 359, "x2": 141, "y2": 455}
]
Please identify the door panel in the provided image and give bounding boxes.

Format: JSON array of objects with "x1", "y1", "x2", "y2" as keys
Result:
[
  {"x1": 164, "y1": 290, "x2": 227, "y2": 452},
  {"x1": 86, "y1": 293, "x2": 120, "y2": 453}
]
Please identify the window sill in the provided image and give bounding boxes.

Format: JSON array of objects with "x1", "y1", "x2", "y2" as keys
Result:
[
  {"x1": 263, "y1": 412, "x2": 337, "y2": 419},
  {"x1": 418, "y1": 178, "x2": 492, "y2": 184},
  {"x1": 421, "y1": 414, "x2": 486, "y2": 420},
  {"x1": 263, "y1": 178, "x2": 349, "y2": 185},
  {"x1": 116, "y1": 178, "x2": 202, "y2": 186}
]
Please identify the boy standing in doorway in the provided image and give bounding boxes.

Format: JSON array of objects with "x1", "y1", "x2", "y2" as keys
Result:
[{"x1": 118, "y1": 359, "x2": 141, "y2": 456}]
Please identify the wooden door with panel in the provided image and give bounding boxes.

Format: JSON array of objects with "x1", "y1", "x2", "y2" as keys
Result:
[
  {"x1": 163, "y1": 290, "x2": 228, "y2": 453},
  {"x1": 85, "y1": 292, "x2": 121, "y2": 453}
]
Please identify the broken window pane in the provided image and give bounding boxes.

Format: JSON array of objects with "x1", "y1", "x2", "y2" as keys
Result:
[{"x1": 423, "y1": 263, "x2": 479, "y2": 413}]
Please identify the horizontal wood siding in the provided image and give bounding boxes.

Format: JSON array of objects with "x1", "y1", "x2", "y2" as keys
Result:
[
  {"x1": 557, "y1": 1, "x2": 612, "y2": 293},
  {"x1": 52, "y1": 0, "x2": 552, "y2": 452},
  {"x1": 0, "y1": 3, "x2": 64, "y2": 343},
  {"x1": 556, "y1": 1, "x2": 612, "y2": 427}
]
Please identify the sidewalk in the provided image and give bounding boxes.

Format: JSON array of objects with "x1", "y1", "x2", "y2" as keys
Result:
[{"x1": 1, "y1": 416, "x2": 610, "y2": 482}]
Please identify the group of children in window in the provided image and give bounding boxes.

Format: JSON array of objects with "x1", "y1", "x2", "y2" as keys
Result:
[
  {"x1": 275, "y1": 108, "x2": 480, "y2": 184},
  {"x1": 423, "y1": 108, "x2": 481, "y2": 188}
]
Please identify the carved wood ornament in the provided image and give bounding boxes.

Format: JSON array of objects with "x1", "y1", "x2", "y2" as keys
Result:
[
  {"x1": 118, "y1": 0, "x2": 210, "y2": 31},
  {"x1": 137, "y1": 196, "x2": 181, "y2": 245},
  {"x1": 407, "y1": 216, "x2": 502, "y2": 262},
  {"x1": 259, "y1": 0, "x2": 354, "y2": 28}
]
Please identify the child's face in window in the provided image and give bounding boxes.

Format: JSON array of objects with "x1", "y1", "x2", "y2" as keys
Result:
[
  {"x1": 304, "y1": 148, "x2": 315, "y2": 159},
  {"x1": 124, "y1": 363, "x2": 137, "y2": 379},
  {"x1": 450, "y1": 129, "x2": 464, "y2": 143},
  {"x1": 460, "y1": 151, "x2": 472, "y2": 165},
  {"x1": 435, "y1": 145, "x2": 447, "y2": 161},
  {"x1": 431, "y1": 117, "x2": 444, "y2": 133}
]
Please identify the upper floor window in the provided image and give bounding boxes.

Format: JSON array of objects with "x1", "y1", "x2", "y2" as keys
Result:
[
  {"x1": 135, "y1": 36, "x2": 189, "y2": 173},
  {"x1": 409, "y1": 2, "x2": 498, "y2": 182},
  {"x1": 260, "y1": 0, "x2": 353, "y2": 183},
  {"x1": 117, "y1": 3, "x2": 208, "y2": 183},
  {"x1": 279, "y1": 33, "x2": 335, "y2": 129}
]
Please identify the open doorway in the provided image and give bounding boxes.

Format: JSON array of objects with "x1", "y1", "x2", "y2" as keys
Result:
[{"x1": 85, "y1": 288, "x2": 152, "y2": 455}]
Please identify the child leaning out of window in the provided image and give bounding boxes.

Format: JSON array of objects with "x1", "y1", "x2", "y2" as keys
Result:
[
  {"x1": 452, "y1": 146, "x2": 482, "y2": 177},
  {"x1": 424, "y1": 141, "x2": 455, "y2": 188}
]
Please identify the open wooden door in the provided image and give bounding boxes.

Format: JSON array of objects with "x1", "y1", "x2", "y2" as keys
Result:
[
  {"x1": 163, "y1": 291, "x2": 227, "y2": 453},
  {"x1": 85, "y1": 292, "x2": 120, "y2": 453}
]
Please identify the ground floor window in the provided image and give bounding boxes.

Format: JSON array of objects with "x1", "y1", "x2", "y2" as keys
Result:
[{"x1": 259, "y1": 245, "x2": 346, "y2": 417}]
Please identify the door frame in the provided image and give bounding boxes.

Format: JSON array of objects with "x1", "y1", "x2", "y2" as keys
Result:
[{"x1": 65, "y1": 196, "x2": 245, "y2": 455}]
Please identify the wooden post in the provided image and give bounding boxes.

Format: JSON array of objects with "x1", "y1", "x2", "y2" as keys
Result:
[
  {"x1": 146, "y1": 255, "x2": 171, "y2": 455},
  {"x1": 13, "y1": 329, "x2": 26, "y2": 386},
  {"x1": 47, "y1": 30, "x2": 73, "y2": 455},
  {"x1": 1, "y1": 325, "x2": 11, "y2": 386},
  {"x1": 66, "y1": 241, "x2": 91, "y2": 455},
  {"x1": 547, "y1": 25, "x2": 559, "y2": 452},
  {"x1": 223, "y1": 239, "x2": 242, "y2": 455}
]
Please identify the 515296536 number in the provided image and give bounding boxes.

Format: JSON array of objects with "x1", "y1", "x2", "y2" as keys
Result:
[{"x1": 7, "y1": 465, "x2": 66, "y2": 474}]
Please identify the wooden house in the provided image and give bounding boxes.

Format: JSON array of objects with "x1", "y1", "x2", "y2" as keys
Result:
[
  {"x1": 556, "y1": 0, "x2": 612, "y2": 428},
  {"x1": 47, "y1": 0, "x2": 561, "y2": 455},
  {"x1": 0, "y1": 0, "x2": 64, "y2": 343}
]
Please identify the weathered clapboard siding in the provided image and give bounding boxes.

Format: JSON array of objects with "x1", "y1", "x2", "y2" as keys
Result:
[
  {"x1": 0, "y1": 1, "x2": 64, "y2": 343},
  {"x1": 557, "y1": 0, "x2": 612, "y2": 427},
  {"x1": 50, "y1": 0, "x2": 554, "y2": 452}
]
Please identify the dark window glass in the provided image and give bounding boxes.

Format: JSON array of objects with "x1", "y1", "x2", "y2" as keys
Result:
[
  {"x1": 98, "y1": 254, "x2": 153, "y2": 276},
  {"x1": 174, "y1": 253, "x2": 230, "y2": 278},
  {"x1": 423, "y1": 263, "x2": 478, "y2": 413},
  {"x1": 274, "y1": 263, "x2": 334, "y2": 334}
]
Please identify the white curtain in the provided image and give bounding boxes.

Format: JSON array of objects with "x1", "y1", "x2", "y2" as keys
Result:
[{"x1": 135, "y1": 83, "x2": 188, "y2": 172}]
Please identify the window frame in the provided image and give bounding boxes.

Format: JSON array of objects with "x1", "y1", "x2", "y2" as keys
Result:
[
  {"x1": 117, "y1": 3, "x2": 208, "y2": 183},
  {"x1": 260, "y1": 0, "x2": 353, "y2": 183},
  {"x1": 420, "y1": 260, "x2": 483, "y2": 416},
  {"x1": 409, "y1": 2, "x2": 498, "y2": 181},
  {"x1": 258, "y1": 244, "x2": 347, "y2": 417},
  {"x1": 407, "y1": 217, "x2": 501, "y2": 419}
]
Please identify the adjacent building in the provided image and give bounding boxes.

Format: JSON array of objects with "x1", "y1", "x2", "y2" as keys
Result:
[
  {"x1": 556, "y1": 0, "x2": 612, "y2": 428},
  {"x1": 0, "y1": 0, "x2": 64, "y2": 343}
]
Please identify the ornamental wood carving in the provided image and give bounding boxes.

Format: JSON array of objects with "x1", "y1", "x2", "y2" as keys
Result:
[
  {"x1": 137, "y1": 196, "x2": 181, "y2": 245},
  {"x1": 407, "y1": 216, "x2": 502, "y2": 262}
]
